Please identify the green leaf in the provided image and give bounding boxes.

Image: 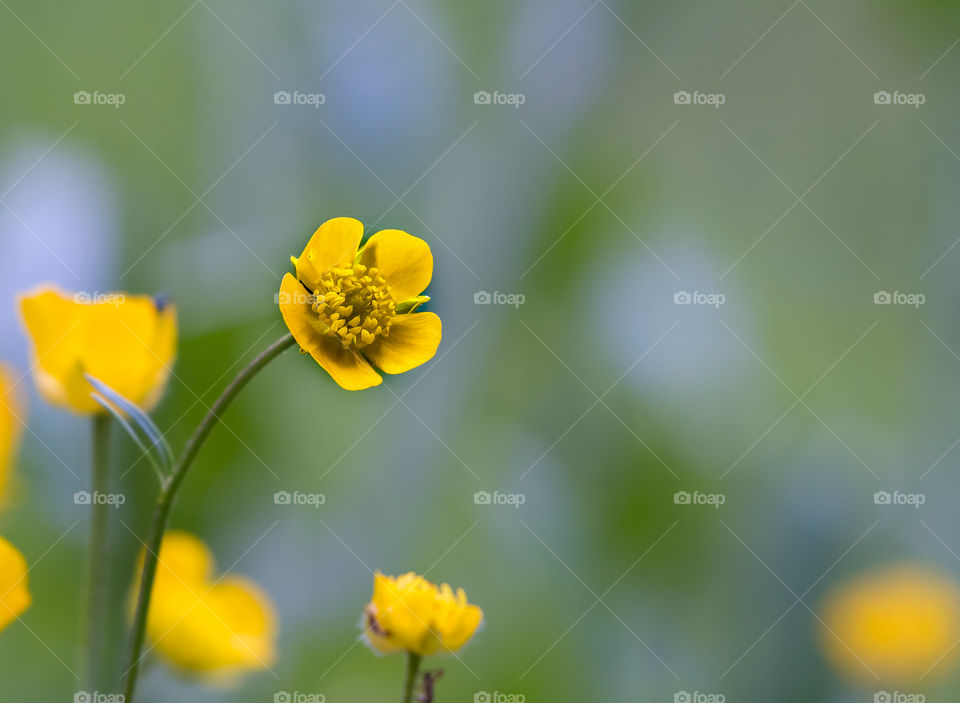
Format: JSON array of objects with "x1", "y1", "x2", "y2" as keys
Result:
[
  {"x1": 91, "y1": 393, "x2": 166, "y2": 483},
  {"x1": 85, "y1": 374, "x2": 174, "y2": 474}
]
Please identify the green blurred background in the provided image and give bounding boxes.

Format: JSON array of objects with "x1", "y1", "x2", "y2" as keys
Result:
[{"x1": 2, "y1": 0, "x2": 960, "y2": 700}]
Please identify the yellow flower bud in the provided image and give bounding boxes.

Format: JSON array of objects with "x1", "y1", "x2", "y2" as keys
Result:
[
  {"x1": 19, "y1": 286, "x2": 177, "y2": 414},
  {"x1": 820, "y1": 564, "x2": 960, "y2": 684},
  {"x1": 364, "y1": 571, "x2": 482, "y2": 656},
  {"x1": 134, "y1": 531, "x2": 277, "y2": 682}
]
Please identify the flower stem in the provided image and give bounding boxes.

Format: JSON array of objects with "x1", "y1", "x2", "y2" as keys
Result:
[
  {"x1": 121, "y1": 332, "x2": 296, "y2": 702},
  {"x1": 85, "y1": 413, "x2": 111, "y2": 691},
  {"x1": 402, "y1": 652, "x2": 422, "y2": 703}
]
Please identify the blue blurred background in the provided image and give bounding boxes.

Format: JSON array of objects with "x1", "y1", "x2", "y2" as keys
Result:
[{"x1": 3, "y1": 0, "x2": 960, "y2": 700}]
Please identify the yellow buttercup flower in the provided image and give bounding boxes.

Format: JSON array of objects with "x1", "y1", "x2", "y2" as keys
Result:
[
  {"x1": 820, "y1": 564, "x2": 960, "y2": 684},
  {"x1": 364, "y1": 572, "x2": 482, "y2": 656},
  {"x1": 19, "y1": 286, "x2": 177, "y2": 414},
  {"x1": 0, "y1": 536, "x2": 31, "y2": 632},
  {"x1": 279, "y1": 217, "x2": 441, "y2": 390},
  {"x1": 0, "y1": 365, "x2": 24, "y2": 505},
  {"x1": 135, "y1": 531, "x2": 277, "y2": 680}
]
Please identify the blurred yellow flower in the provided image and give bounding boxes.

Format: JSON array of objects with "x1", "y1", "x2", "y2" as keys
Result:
[
  {"x1": 279, "y1": 217, "x2": 441, "y2": 390},
  {"x1": 136, "y1": 531, "x2": 277, "y2": 680},
  {"x1": 0, "y1": 365, "x2": 24, "y2": 505},
  {"x1": 0, "y1": 536, "x2": 31, "y2": 632},
  {"x1": 364, "y1": 571, "x2": 482, "y2": 656},
  {"x1": 19, "y1": 286, "x2": 177, "y2": 414},
  {"x1": 820, "y1": 564, "x2": 960, "y2": 684}
]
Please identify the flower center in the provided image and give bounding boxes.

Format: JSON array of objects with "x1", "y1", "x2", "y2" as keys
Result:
[{"x1": 310, "y1": 264, "x2": 395, "y2": 350}]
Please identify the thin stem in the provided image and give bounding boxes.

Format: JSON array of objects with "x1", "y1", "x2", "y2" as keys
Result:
[
  {"x1": 122, "y1": 333, "x2": 296, "y2": 702},
  {"x1": 402, "y1": 652, "x2": 422, "y2": 703},
  {"x1": 85, "y1": 413, "x2": 111, "y2": 690}
]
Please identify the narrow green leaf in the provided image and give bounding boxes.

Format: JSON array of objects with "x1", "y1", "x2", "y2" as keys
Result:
[
  {"x1": 85, "y1": 374, "x2": 174, "y2": 471},
  {"x1": 91, "y1": 393, "x2": 166, "y2": 484}
]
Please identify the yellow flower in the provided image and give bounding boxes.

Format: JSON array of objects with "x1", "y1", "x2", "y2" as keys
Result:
[
  {"x1": 0, "y1": 536, "x2": 31, "y2": 633},
  {"x1": 364, "y1": 571, "x2": 482, "y2": 656},
  {"x1": 279, "y1": 217, "x2": 441, "y2": 390},
  {"x1": 820, "y1": 564, "x2": 960, "y2": 684},
  {"x1": 0, "y1": 365, "x2": 24, "y2": 505},
  {"x1": 135, "y1": 531, "x2": 277, "y2": 680},
  {"x1": 19, "y1": 286, "x2": 177, "y2": 414}
]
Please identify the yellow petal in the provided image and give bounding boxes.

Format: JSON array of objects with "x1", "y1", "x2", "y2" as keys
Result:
[
  {"x1": 363, "y1": 313, "x2": 441, "y2": 375},
  {"x1": 0, "y1": 365, "x2": 24, "y2": 508},
  {"x1": 278, "y1": 273, "x2": 382, "y2": 390},
  {"x1": 19, "y1": 286, "x2": 177, "y2": 414},
  {"x1": 0, "y1": 536, "x2": 31, "y2": 632},
  {"x1": 141, "y1": 532, "x2": 277, "y2": 679},
  {"x1": 155, "y1": 530, "x2": 216, "y2": 586},
  {"x1": 293, "y1": 217, "x2": 364, "y2": 289},
  {"x1": 358, "y1": 229, "x2": 433, "y2": 300}
]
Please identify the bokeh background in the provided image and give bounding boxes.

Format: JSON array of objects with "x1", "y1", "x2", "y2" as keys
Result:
[{"x1": 2, "y1": 0, "x2": 960, "y2": 700}]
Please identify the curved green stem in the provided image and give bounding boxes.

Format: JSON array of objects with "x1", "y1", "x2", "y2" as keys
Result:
[
  {"x1": 402, "y1": 652, "x2": 422, "y2": 703},
  {"x1": 122, "y1": 333, "x2": 296, "y2": 702},
  {"x1": 85, "y1": 413, "x2": 111, "y2": 690}
]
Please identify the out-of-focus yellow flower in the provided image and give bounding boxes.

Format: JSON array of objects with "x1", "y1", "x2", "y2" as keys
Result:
[
  {"x1": 279, "y1": 217, "x2": 441, "y2": 390},
  {"x1": 135, "y1": 531, "x2": 277, "y2": 680},
  {"x1": 0, "y1": 365, "x2": 24, "y2": 505},
  {"x1": 0, "y1": 536, "x2": 31, "y2": 632},
  {"x1": 820, "y1": 564, "x2": 960, "y2": 684},
  {"x1": 364, "y1": 572, "x2": 482, "y2": 656},
  {"x1": 19, "y1": 286, "x2": 177, "y2": 414}
]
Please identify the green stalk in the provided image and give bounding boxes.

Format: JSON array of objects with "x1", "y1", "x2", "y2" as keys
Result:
[
  {"x1": 85, "y1": 413, "x2": 111, "y2": 690},
  {"x1": 402, "y1": 652, "x2": 422, "y2": 703},
  {"x1": 122, "y1": 333, "x2": 296, "y2": 702}
]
